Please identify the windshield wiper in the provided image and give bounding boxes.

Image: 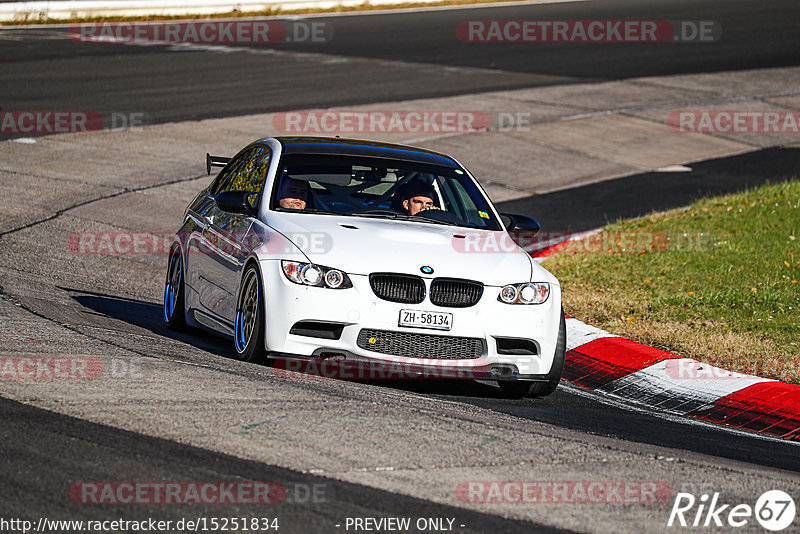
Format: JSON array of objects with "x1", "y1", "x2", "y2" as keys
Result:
[
  {"x1": 348, "y1": 212, "x2": 413, "y2": 221},
  {"x1": 275, "y1": 208, "x2": 335, "y2": 215},
  {"x1": 418, "y1": 218, "x2": 460, "y2": 227},
  {"x1": 349, "y1": 212, "x2": 463, "y2": 227}
]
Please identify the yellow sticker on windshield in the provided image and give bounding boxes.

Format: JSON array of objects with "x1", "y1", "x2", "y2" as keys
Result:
[{"x1": 478, "y1": 211, "x2": 489, "y2": 219}]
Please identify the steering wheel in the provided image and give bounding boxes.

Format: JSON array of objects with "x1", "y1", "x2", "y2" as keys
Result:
[{"x1": 411, "y1": 207, "x2": 462, "y2": 225}]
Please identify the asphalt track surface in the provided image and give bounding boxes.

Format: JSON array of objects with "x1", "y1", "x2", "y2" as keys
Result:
[
  {"x1": 499, "y1": 146, "x2": 800, "y2": 232},
  {"x1": 1, "y1": 0, "x2": 800, "y2": 532},
  {"x1": 1, "y1": 397, "x2": 562, "y2": 533},
  {"x1": 1, "y1": 0, "x2": 800, "y2": 127}
]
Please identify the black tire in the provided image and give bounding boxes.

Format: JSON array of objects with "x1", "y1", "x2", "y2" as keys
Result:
[
  {"x1": 163, "y1": 246, "x2": 187, "y2": 330},
  {"x1": 234, "y1": 264, "x2": 266, "y2": 363},
  {"x1": 528, "y1": 310, "x2": 566, "y2": 397},
  {"x1": 498, "y1": 309, "x2": 566, "y2": 398}
]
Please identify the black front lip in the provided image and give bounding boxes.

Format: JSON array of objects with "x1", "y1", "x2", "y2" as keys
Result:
[{"x1": 268, "y1": 353, "x2": 549, "y2": 382}]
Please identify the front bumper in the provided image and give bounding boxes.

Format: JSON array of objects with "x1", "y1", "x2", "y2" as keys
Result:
[{"x1": 259, "y1": 260, "x2": 562, "y2": 377}]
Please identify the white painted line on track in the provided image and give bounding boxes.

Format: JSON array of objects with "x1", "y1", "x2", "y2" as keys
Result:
[
  {"x1": 1, "y1": 0, "x2": 592, "y2": 27},
  {"x1": 283, "y1": 0, "x2": 592, "y2": 19}
]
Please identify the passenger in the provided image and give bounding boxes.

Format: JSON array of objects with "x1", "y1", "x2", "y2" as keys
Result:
[{"x1": 278, "y1": 178, "x2": 308, "y2": 210}]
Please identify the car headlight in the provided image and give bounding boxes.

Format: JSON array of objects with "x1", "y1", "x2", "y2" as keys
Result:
[
  {"x1": 498, "y1": 282, "x2": 549, "y2": 304},
  {"x1": 281, "y1": 261, "x2": 352, "y2": 289}
]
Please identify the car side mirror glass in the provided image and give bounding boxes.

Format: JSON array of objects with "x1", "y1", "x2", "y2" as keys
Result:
[{"x1": 215, "y1": 190, "x2": 257, "y2": 216}]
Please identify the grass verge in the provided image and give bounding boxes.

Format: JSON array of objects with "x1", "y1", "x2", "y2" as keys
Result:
[{"x1": 543, "y1": 180, "x2": 800, "y2": 383}]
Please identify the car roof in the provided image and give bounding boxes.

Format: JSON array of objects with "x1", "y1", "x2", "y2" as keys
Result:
[{"x1": 273, "y1": 136, "x2": 459, "y2": 168}]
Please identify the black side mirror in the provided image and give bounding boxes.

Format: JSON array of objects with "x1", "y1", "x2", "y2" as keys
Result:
[
  {"x1": 215, "y1": 190, "x2": 257, "y2": 216},
  {"x1": 499, "y1": 213, "x2": 541, "y2": 235}
]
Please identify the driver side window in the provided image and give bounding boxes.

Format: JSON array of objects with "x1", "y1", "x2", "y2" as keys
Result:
[
  {"x1": 211, "y1": 146, "x2": 271, "y2": 207},
  {"x1": 211, "y1": 152, "x2": 245, "y2": 196},
  {"x1": 227, "y1": 147, "x2": 270, "y2": 193}
]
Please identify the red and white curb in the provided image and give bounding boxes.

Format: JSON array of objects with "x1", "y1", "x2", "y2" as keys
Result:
[
  {"x1": 529, "y1": 229, "x2": 601, "y2": 263},
  {"x1": 564, "y1": 317, "x2": 800, "y2": 441}
]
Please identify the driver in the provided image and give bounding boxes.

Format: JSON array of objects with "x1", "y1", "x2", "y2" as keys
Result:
[
  {"x1": 401, "y1": 181, "x2": 440, "y2": 216},
  {"x1": 277, "y1": 177, "x2": 308, "y2": 210}
]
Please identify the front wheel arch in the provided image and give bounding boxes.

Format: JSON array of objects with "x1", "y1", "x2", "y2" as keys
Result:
[
  {"x1": 233, "y1": 261, "x2": 267, "y2": 363},
  {"x1": 498, "y1": 308, "x2": 566, "y2": 398},
  {"x1": 163, "y1": 244, "x2": 187, "y2": 330}
]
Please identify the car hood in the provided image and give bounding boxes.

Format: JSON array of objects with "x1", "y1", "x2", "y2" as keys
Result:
[{"x1": 264, "y1": 212, "x2": 556, "y2": 286}]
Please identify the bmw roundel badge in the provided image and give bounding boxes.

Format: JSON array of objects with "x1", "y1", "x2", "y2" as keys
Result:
[{"x1": 420, "y1": 266, "x2": 434, "y2": 274}]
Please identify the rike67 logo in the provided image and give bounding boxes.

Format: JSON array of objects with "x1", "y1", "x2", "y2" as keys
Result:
[{"x1": 668, "y1": 490, "x2": 795, "y2": 531}]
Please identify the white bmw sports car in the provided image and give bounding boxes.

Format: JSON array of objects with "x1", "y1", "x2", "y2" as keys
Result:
[{"x1": 164, "y1": 137, "x2": 565, "y2": 397}]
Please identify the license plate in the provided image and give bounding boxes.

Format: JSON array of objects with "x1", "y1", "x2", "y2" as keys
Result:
[{"x1": 398, "y1": 309, "x2": 453, "y2": 331}]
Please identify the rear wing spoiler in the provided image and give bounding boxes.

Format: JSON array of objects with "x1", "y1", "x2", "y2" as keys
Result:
[{"x1": 206, "y1": 153, "x2": 230, "y2": 175}]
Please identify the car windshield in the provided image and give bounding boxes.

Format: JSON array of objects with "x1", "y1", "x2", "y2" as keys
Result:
[{"x1": 270, "y1": 154, "x2": 501, "y2": 230}]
